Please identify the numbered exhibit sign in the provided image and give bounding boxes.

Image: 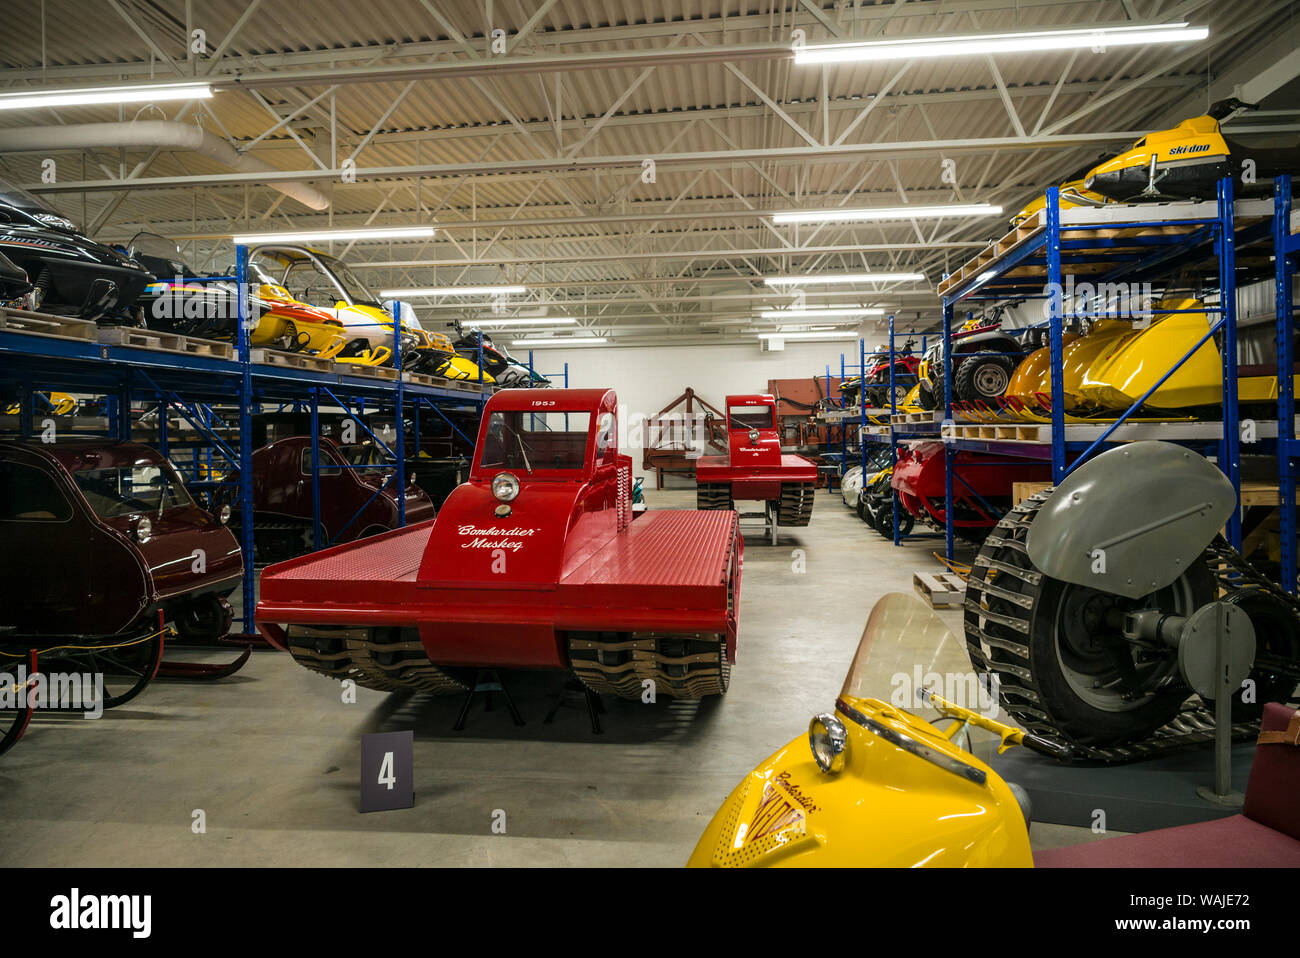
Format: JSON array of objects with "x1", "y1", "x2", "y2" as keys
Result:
[{"x1": 360, "y1": 730, "x2": 414, "y2": 812}]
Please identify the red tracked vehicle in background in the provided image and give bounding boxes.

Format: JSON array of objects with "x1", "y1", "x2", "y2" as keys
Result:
[
  {"x1": 255, "y1": 388, "x2": 742, "y2": 700},
  {"x1": 695, "y1": 394, "x2": 818, "y2": 535},
  {"x1": 891, "y1": 441, "x2": 1050, "y2": 542}
]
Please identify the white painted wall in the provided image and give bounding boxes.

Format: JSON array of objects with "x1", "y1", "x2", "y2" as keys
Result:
[{"x1": 519, "y1": 339, "x2": 875, "y2": 467}]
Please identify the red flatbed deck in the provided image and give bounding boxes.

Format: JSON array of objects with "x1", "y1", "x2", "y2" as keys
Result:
[{"x1": 695, "y1": 452, "x2": 818, "y2": 479}]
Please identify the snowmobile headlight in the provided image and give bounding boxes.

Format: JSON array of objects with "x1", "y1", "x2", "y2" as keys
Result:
[
  {"x1": 218, "y1": 504, "x2": 232, "y2": 525},
  {"x1": 809, "y1": 712, "x2": 847, "y2": 774},
  {"x1": 491, "y1": 472, "x2": 520, "y2": 502},
  {"x1": 135, "y1": 516, "x2": 153, "y2": 544},
  {"x1": 748, "y1": 428, "x2": 759, "y2": 443}
]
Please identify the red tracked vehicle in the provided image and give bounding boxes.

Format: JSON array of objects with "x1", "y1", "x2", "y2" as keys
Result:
[
  {"x1": 255, "y1": 388, "x2": 742, "y2": 700},
  {"x1": 695, "y1": 394, "x2": 817, "y2": 537}
]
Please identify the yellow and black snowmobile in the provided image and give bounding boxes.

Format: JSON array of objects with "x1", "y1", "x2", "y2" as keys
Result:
[{"x1": 1083, "y1": 98, "x2": 1300, "y2": 203}]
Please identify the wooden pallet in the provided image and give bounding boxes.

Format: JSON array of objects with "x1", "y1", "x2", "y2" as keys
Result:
[
  {"x1": 0, "y1": 307, "x2": 97, "y2": 342},
  {"x1": 97, "y1": 325, "x2": 234, "y2": 359},
  {"x1": 1013, "y1": 481, "x2": 1053, "y2": 504},
  {"x1": 913, "y1": 571, "x2": 967, "y2": 609},
  {"x1": 890, "y1": 410, "x2": 941, "y2": 425},
  {"x1": 941, "y1": 421, "x2": 1044, "y2": 442},
  {"x1": 250, "y1": 347, "x2": 334, "y2": 373},
  {"x1": 338, "y1": 362, "x2": 399, "y2": 381}
]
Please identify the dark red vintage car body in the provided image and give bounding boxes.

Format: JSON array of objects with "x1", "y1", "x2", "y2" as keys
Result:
[
  {"x1": 240, "y1": 435, "x2": 437, "y2": 544},
  {"x1": 0, "y1": 440, "x2": 242, "y2": 637}
]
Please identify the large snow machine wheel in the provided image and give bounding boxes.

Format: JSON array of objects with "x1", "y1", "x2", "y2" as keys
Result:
[
  {"x1": 954, "y1": 355, "x2": 1015, "y2": 402},
  {"x1": 566, "y1": 632, "x2": 730, "y2": 700},
  {"x1": 0, "y1": 648, "x2": 37, "y2": 758},
  {"x1": 964, "y1": 490, "x2": 1216, "y2": 752},
  {"x1": 285, "y1": 625, "x2": 469, "y2": 694},
  {"x1": 696, "y1": 483, "x2": 733, "y2": 511}
]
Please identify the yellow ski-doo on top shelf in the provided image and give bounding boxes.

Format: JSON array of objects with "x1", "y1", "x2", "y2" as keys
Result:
[
  {"x1": 1083, "y1": 98, "x2": 1299, "y2": 203},
  {"x1": 688, "y1": 593, "x2": 1068, "y2": 867}
]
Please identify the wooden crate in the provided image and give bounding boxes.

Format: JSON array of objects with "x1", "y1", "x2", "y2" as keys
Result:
[
  {"x1": 0, "y1": 307, "x2": 97, "y2": 342},
  {"x1": 97, "y1": 325, "x2": 234, "y2": 360},
  {"x1": 913, "y1": 571, "x2": 967, "y2": 609},
  {"x1": 1013, "y1": 480, "x2": 1053, "y2": 504}
]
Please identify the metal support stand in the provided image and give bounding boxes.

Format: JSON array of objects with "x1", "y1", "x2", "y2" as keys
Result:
[
  {"x1": 453, "y1": 669, "x2": 525, "y2": 731},
  {"x1": 737, "y1": 503, "x2": 778, "y2": 545},
  {"x1": 544, "y1": 677, "x2": 605, "y2": 734},
  {"x1": 1195, "y1": 604, "x2": 1248, "y2": 808}
]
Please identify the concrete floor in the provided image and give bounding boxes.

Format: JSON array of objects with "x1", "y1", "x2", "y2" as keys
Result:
[{"x1": 0, "y1": 485, "x2": 1105, "y2": 866}]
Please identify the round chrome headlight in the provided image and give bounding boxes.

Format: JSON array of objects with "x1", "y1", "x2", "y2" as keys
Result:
[
  {"x1": 491, "y1": 471, "x2": 520, "y2": 502},
  {"x1": 218, "y1": 504, "x2": 232, "y2": 525},
  {"x1": 136, "y1": 516, "x2": 153, "y2": 544},
  {"x1": 748, "y1": 428, "x2": 759, "y2": 443},
  {"x1": 808, "y1": 712, "x2": 847, "y2": 774}
]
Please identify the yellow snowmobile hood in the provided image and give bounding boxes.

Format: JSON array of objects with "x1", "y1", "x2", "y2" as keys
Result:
[
  {"x1": 438, "y1": 354, "x2": 496, "y2": 384},
  {"x1": 1083, "y1": 114, "x2": 1228, "y2": 201},
  {"x1": 1005, "y1": 333, "x2": 1080, "y2": 403},
  {"x1": 1079, "y1": 299, "x2": 1222, "y2": 410},
  {"x1": 687, "y1": 694, "x2": 1031, "y2": 868},
  {"x1": 1060, "y1": 320, "x2": 1135, "y2": 409}
]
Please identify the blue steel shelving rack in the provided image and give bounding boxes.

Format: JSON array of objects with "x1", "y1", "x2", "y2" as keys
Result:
[
  {"x1": 0, "y1": 244, "x2": 492, "y2": 634},
  {"x1": 936, "y1": 177, "x2": 1297, "y2": 593}
]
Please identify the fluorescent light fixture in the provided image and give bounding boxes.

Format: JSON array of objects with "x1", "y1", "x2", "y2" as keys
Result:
[
  {"x1": 512, "y1": 337, "x2": 607, "y2": 347},
  {"x1": 773, "y1": 204, "x2": 1000, "y2": 225},
  {"x1": 379, "y1": 285, "x2": 527, "y2": 297},
  {"x1": 759, "y1": 308, "x2": 884, "y2": 319},
  {"x1": 231, "y1": 226, "x2": 435, "y2": 245},
  {"x1": 764, "y1": 272, "x2": 925, "y2": 286},
  {"x1": 471, "y1": 317, "x2": 577, "y2": 328},
  {"x1": 757, "y1": 331, "x2": 860, "y2": 341},
  {"x1": 0, "y1": 82, "x2": 214, "y2": 111},
  {"x1": 794, "y1": 23, "x2": 1208, "y2": 64}
]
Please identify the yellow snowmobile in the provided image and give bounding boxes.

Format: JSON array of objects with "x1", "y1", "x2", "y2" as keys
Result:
[
  {"x1": 687, "y1": 592, "x2": 1068, "y2": 867},
  {"x1": 1010, "y1": 178, "x2": 1109, "y2": 228},
  {"x1": 1083, "y1": 98, "x2": 1299, "y2": 203},
  {"x1": 4, "y1": 391, "x2": 78, "y2": 416}
]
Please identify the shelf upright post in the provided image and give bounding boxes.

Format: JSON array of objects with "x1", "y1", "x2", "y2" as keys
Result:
[
  {"x1": 1046, "y1": 186, "x2": 1067, "y2": 483},
  {"x1": 235, "y1": 243, "x2": 256, "y2": 631},
  {"x1": 1275, "y1": 175, "x2": 1295, "y2": 593},
  {"x1": 1217, "y1": 177, "x2": 1242, "y2": 550},
  {"x1": 391, "y1": 301, "x2": 406, "y2": 526},
  {"x1": 859, "y1": 338, "x2": 867, "y2": 476},
  {"x1": 943, "y1": 299, "x2": 955, "y2": 561},
  {"x1": 310, "y1": 389, "x2": 322, "y2": 553},
  {"x1": 889, "y1": 315, "x2": 901, "y2": 545}
]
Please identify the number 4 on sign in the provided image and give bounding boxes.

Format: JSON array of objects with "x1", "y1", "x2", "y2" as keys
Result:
[{"x1": 360, "y1": 729, "x2": 414, "y2": 812}]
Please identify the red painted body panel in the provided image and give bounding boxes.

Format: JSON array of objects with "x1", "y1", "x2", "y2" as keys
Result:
[
  {"x1": 254, "y1": 388, "x2": 742, "y2": 669},
  {"x1": 693, "y1": 394, "x2": 818, "y2": 496},
  {"x1": 891, "y1": 441, "x2": 1050, "y2": 530}
]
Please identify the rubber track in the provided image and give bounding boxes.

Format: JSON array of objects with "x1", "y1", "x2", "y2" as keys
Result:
[
  {"x1": 962, "y1": 490, "x2": 1275, "y2": 763},
  {"x1": 777, "y1": 482, "x2": 814, "y2": 526},
  {"x1": 285, "y1": 625, "x2": 468, "y2": 694},
  {"x1": 696, "y1": 483, "x2": 732, "y2": 511},
  {"x1": 566, "y1": 631, "x2": 731, "y2": 699}
]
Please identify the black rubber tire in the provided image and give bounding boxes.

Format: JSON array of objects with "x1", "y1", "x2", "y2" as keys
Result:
[
  {"x1": 954, "y1": 355, "x2": 1016, "y2": 402},
  {"x1": 872, "y1": 499, "x2": 914, "y2": 538},
  {"x1": 916, "y1": 379, "x2": 938, "y2": 411}
]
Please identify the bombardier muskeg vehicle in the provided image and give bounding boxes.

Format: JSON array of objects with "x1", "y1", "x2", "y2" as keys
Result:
[
  {"x1": 255, "y1": 389, "x2": 743, "y2": 700},
  {"x1": 695, "y1": 394, "x2": 817, "y2": 538}
]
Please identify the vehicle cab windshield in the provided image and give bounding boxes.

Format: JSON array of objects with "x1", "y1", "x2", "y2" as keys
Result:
[
  {"x1": 72, "y1": 462, "x2": 194, "y2": 518},
  {"x1": 479, "y1": 410, "x2": 592, "y2": 474}
]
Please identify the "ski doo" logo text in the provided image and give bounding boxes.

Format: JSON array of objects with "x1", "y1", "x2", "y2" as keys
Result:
[{"x1": 1168, "y1": 143, "x2": 1212, "y2": 156}]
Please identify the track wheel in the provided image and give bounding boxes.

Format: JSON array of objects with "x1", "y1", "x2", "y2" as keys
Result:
[
  {"x1": 172, "y1": 594, "x2": 234, "y2": 644},
  {"x1": 965, "y1": 491, "x2": 1214, "y2": 748},
  {"x1": 0, "y1": 650, "x2": 37, "y2": 758}
]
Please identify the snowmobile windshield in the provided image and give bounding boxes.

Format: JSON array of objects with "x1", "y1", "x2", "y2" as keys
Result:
[
  {"x1": 72, "y1": 463, "x2": 194, "y2": 518},
  {"x1": 840, "y1": 593, "x2": 955, "y2": 702},
  {"x1": 479, "y1": 410, "x2": 591, "y2": 473},
  {"x1": 729, "y1": 405, "x2": 773, "y2": 430},
  {"x1": 315, "y1": 254, "x2": 380, "y2": 307}
]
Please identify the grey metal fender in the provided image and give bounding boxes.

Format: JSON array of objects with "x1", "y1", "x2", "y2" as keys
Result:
[{"x1": 1025, "y1": 441, "x2": 1236, "y2": 600}]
